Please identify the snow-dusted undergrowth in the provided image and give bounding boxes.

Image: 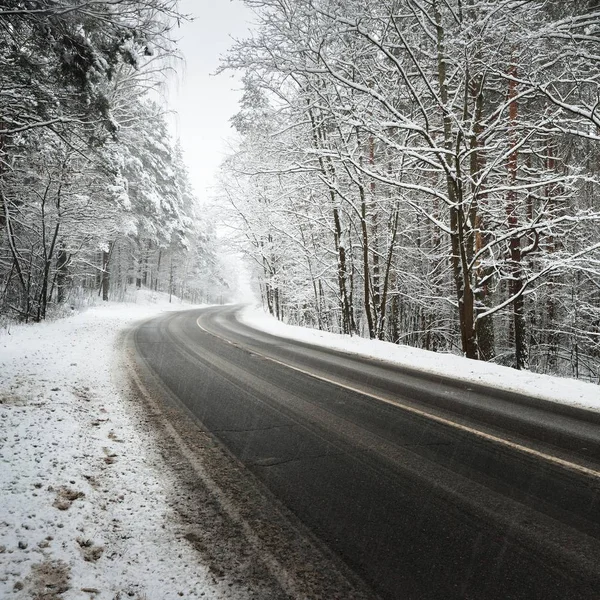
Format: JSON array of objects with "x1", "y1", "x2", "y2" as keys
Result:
[
  {"x1": 0, "y1": 292, "x2": 237, "y2": 599},
  {"x1": 239, "y1": 305, "x2": 600, "y2": 413}
]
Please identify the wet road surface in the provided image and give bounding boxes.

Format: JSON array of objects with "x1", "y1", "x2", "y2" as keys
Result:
[{"x1": 133, "y1": 306, "x2": 600, "y2": 600}]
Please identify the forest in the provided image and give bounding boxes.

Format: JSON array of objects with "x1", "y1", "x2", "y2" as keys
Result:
[
  {"x1": 0, "y1": 0, "x2": 229, "y2": 325},
  {"x1": 2, "y1": 0, "x2": 599, "y2": 382},
  {"x1": 220, "y1": 0, "x2": 600, "y2": 380}
]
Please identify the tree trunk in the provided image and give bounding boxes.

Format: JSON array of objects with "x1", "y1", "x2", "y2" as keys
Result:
[
  {"x1": 56, "y1": 246, "x2": 69, "y2": 304},
  {"x1": 37, "y1": 222, "x2": 60, "y2": 321},
  {"x1": 369, "y1": 135, "x2": 381, "y2": 329},
  {"x1": 307, "y1": 102, "x2": 355, "y2": 335},
  {"x1": 470, "y1": 74, "x2": 496, "y2": 361},
  {"x1": 544, "y1": 141, "x2": 559, "y2": 371},
  {"x1": 169, "y1": 256, "x2": 174, "y2": 304},
  {"x1": 377, "y1": 202, "x2": 400, "y2": 340},
  {"x1": 101, "y1": 249, "x2": 110, "y2": 302},
  {"x1": 506, "y1": 64, "x2": 527, "y2": 369},
  {"x1": 359, "y1": 184, "x2": 375, "y2": 339},
  {"x1": 333, "y1": 206, "x2": 355, "y2": 334},
  {"x1": 155, "y1": 248, "x2": 162, "y2": 291},
  {"x1": 434, "y1": 0, "x2": 477, "y2": 359}
]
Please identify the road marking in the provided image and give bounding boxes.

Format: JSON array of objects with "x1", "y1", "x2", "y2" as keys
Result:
[
  {"x1": 197, "y1": 318, "x2": 600, "y2": 481},
  {"x1": 127, "y1": 348, "x2": 304, "y2": 599}
]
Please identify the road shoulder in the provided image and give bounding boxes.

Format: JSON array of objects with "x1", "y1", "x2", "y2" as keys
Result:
[
  {"x1": 125, "y1": 318, "x2": 380, "y2": 600},
  {"x1": 0, "y1": 304, "x2": 233, "y2": 599}
]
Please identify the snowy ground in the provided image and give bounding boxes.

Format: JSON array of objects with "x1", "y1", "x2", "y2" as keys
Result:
[
  {"x1": 239, "y1": 306, "x2": 600, "y2": 413},
  {"x1": 2, "y1": 296, "x2": 597, "y2": 600},
  {"x1": 0, "y1": 292, "x2": 243, "y2": 600}
]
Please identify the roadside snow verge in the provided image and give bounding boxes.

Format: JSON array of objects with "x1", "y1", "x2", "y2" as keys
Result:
[
  {"x1": 0, "y1": 298, "x2": 242, "y2": 599},
  {"x1": 238, "y1": 306, "x2": 600, "y2": 413}
]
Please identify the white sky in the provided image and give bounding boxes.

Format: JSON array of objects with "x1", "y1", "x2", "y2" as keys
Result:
[{"x1": 167, "y1": 0, "x2": 254, "y2": 201}]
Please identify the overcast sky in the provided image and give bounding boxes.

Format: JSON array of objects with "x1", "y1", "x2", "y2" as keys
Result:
[{"x1": 167, "y1": 0, "x2": 254, "y2": 200}]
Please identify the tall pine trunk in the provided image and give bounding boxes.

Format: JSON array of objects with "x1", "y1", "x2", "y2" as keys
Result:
[{"x1": 506, "y1": 65, "x2": 527, "y2": 369}]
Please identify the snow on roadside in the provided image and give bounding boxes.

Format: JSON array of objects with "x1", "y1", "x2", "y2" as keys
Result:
[
  {"x1": 238, "y1": 305, "x2": 600, "y2": 413},
  {"x1": 0, "y1": 293, "x2": 237, "y2": 599}
]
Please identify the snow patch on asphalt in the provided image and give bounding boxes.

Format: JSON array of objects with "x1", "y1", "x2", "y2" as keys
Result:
[
  {"x1": 238, "y1": 305, "x2": 600, "y2": 413},
  {"x1": 0, "y1": 293, "x2": 245, "y2": 599}
]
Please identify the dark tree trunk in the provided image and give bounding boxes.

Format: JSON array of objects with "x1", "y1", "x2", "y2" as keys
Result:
[
  {"x1": 307, "y1": 101, "x2": 355, "y2": 335},
  {"x1": 434, "y1": 0, "x2": 477, "y2": 359},
  {"x1": 101, "y1": 249, "x2": 110, "y2": 302},
  {"x1": 358, "y1": 178, "x2": 375, "y2": 339},
  {"x1": 507, "y1": 65, "x2": 527, "y2": 370},
  {"x1": 155, "y1": 248, "x2": 162, "y2": 292},
  {"x1": 470, "y1": 75, "x2": 496, "y2": 361},
  {"x1": 169, "y1": 256, "x2": 175, "y2": 304},
  {"x1": 333, "y1": 207, "x2": 355, "y2": 335},
  {"x1": 369, "y1": 136, "x2": 381, "y2": 326},
  {"x1": 56, "y1": 247, "x2": 69, "y2": 304}
]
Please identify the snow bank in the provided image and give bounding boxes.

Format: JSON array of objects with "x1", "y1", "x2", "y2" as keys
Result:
[{"x1": 238, "y1": 306, "x2": 600, "y2": 413}]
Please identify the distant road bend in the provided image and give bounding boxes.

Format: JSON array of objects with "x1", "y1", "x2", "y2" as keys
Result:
[{"x1": 133, "y1": 305, "x2": 600, "y2": 600}]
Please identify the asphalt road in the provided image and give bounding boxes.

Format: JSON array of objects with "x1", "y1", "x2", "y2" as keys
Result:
[{"x1": 133, "y1": 305, "x2": 600, "y2": 600}]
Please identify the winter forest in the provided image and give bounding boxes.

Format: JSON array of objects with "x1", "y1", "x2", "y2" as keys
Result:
[
  {"x1": 0, "y1": 0, "x2": 230, "y2": 325},
  {"x1": 2, "y1": 1, "x2": 600, "y2": 383},
  {"x1": 220, "y1": 0, "x2": 600, "y2": 380}
]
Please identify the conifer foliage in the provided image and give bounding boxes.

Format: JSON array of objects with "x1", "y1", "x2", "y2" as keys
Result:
[{"x1": 0, "y1": 1, "x2": 227, "y2": 321}]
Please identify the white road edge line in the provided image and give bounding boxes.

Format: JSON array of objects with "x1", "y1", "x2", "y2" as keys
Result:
[
  {"x1": 197, "y1": 318, "x2": 600, "y2": 481},
  {"x1": 127, "y1": 349, "x2": 304, "y2": 599}
]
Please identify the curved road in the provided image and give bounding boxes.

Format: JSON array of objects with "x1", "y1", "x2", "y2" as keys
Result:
[{"x1": 133, "y1": 306, "x2": 600, "y2": 600}]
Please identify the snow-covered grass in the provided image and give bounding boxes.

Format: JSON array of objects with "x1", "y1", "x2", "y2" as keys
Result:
[
  {"x1": 0, "y1": 291, "x2": 236, "y2": 599},
  {"x1": 238, "y1": 305, "x2": 600, "y2": 413}
]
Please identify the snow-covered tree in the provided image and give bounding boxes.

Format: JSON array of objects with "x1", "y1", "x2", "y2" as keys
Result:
[
  {"x1": 219, "y1": 0, "x2": 600, "y2": 380},
  {"x1": 0, "y1": 1, "x2": 225, "y2": 320}
]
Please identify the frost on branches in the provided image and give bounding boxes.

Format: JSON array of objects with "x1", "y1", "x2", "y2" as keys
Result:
[
  {"x1": 219, "y1": 0, "x2": 600, "y2": 380},
  {"x1": 0, "y1": 1, "x2": 230, "y2": 322}
]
